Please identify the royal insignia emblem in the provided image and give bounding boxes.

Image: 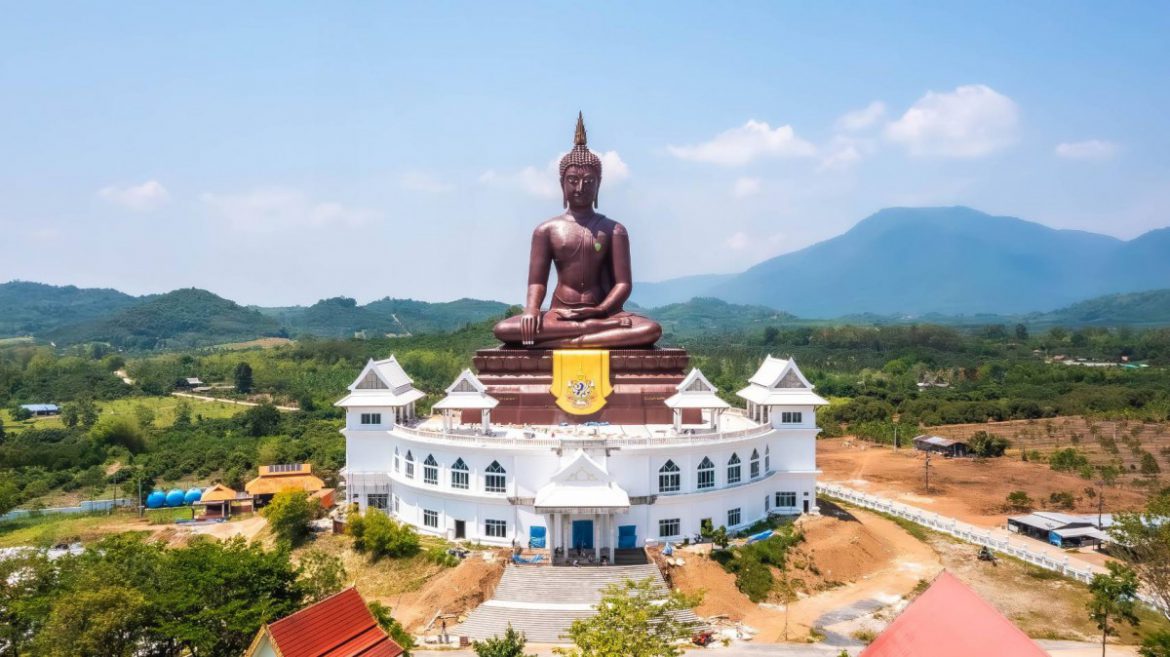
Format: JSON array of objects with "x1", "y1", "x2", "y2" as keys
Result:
[{"x1": 551, "y1": 349, "x2": 613, "y2": 415}]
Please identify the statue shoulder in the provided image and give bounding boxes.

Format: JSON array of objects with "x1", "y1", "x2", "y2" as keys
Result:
[{"x1": 602, "y1": 215, "x2": 627, "y2": 236}]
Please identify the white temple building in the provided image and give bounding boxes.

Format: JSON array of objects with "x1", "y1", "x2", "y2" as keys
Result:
[{"x1": 340, "y1": 354, "x2": 826, "y2": 558}]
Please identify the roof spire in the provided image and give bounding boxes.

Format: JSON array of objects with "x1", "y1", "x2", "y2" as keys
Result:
[{"x1": 574, "y1": 111, "x2": 587, "y2": 146}]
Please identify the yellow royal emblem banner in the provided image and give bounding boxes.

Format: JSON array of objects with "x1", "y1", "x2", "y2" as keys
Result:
[{"x1": 551, "y1": 349, "x2": 613, "y2": 415}]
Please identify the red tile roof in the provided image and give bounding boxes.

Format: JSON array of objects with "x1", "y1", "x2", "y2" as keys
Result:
[
  {"x1": 860, "y1": 571, "x2": 1048, "y2": 657},
  {"x1": 263, "y1": 588, "x2": 404, "y2": 657}
]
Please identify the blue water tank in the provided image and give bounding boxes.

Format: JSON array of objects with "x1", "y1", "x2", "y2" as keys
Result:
[
  {"x1": 165, "y1": 488, "x2": 185, "y2": 507},
  {"x1": 146, "y1": 490, "x2": 166, "y2": 509},
  {"x1": 184, "y1": 487, "x2": 203, "y2": 505}
]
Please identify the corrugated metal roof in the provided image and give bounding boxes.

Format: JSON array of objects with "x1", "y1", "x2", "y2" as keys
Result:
[
  {"x1": 20, "y1": 404, "x2": 59, "y2": 412},
  {"x1": 264, "y1": 588, "x2": 404, "y2": 657},
  {"x1": 861, "y1": 571, "x2": 1048, "y2": 657}
]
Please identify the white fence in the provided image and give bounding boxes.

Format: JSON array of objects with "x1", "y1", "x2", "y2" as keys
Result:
[{"x1": 816, "y1": 482, "x2": 1169, "y2": 615}]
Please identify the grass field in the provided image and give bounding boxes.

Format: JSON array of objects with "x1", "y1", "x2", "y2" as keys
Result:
[
  {"x1": 0, "y1": 511, "x2": 148, "y2": 548},
  {"x1": 1, "y1": 395, "x2": 248, "y2": 434}
]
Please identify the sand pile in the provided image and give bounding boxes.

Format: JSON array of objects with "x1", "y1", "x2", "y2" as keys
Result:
[{"x1": 790, "y1": 509, "x2": 897, "y2": 589}]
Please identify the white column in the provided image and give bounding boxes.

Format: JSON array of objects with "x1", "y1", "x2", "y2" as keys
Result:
[
  {"x1": 610, "y1": 515, "x2": 617, "y2": 561},
  {"x1": 593, "y1": 515, "x2": 600, "y2": 561},
  {"x1": 552, "y1": 513, "x2": 560, "y2": 558},
  {"x1": 672, "y1": 409, "x2": 681, "y2": 433}
]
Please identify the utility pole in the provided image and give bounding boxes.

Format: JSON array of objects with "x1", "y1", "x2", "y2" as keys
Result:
[
  {"x1": 894, "y1": 426, "x2": 899, "y2": 450},
  {"x1": 923, "y1": 453, "x2": 933, "y2": 493},
  {"x1": 137, "y1": 474, "x2": 143, "y2": 518}
]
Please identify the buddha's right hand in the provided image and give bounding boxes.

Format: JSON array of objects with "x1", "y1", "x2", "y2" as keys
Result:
[{"x1": 520, "y1": 311, "x2": 542, "y2": 345}]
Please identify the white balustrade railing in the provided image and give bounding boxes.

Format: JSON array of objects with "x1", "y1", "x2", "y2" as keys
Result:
[
  {"x1": 815, "y1": 482, "x2": 1168, "y2": 615},
  {"x1": 390, "y1": 421, "x2": 773, "y2": 448}
]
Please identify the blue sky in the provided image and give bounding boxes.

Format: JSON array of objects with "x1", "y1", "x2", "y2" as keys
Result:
[{"x1": 1, "y1": 2, "x2": 1167, "y2": 305}]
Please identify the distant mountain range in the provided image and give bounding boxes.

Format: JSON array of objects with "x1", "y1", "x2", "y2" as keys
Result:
[
  {"x1": 633, "y1": 206, "x2": 1170, "y2": 316},
  {"x1": 3, "y1": 206, "x2": 1170, "y2": 348}
]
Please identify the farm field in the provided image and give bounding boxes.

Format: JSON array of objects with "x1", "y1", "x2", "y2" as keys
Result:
[
  {"x1": 1, "y1": 394, "x2": 248, "y2": 434},
  {"x1": 924, "y1": 416, "x2": 1170, "y2": 480},
  {"x1": 817, "y1": 436, "x2": 1150, "y2": 527}
]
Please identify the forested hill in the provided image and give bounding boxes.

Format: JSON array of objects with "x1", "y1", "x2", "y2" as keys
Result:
[
  {"x1": 0, "y1": 281, "x2": 511, "y2": 348},
  {"x1": 44, "y1": 288, "x2": 284, "y2": 350},
  {"x1": 0, "y1": 281, "x2": 138, "y2": 336},
  {"x1": 1027, "y1": 289, "x2": 1170, "y2": 327}
]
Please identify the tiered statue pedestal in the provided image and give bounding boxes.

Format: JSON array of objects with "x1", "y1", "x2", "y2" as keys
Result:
[{"x1": 468, "y1": 347, "x2": 700, "y2": 425}]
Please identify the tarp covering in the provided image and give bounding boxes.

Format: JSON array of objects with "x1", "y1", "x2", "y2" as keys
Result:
[
  {"x1": 746, "y1": 530, "x2": 774, "y2": 544},
  {"x1": 529, "y1": 525, "x2": 547, "y2": 548}
]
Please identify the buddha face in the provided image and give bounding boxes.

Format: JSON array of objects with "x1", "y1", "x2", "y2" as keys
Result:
[{"x1": 561, "y1": 164, "x2": 600, "y2": 209}]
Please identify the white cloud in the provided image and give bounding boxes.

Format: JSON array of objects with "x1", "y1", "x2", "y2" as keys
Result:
[
  {"x1": 725, "y1": 231, "x2": 751, "y2": 250},
  {"x1": 667, "y1": 120, "x2": 816, "y2": 166},
  {"x1": 818, "y1": 137, "x2": 865, "y2": 172},
  {"x1": 200, "y1": 187, "x2": 377, "y2": 232},
  {"x1": 836, "y1": 101, "x2": 886, "y2": 132},
  {"x1": 732, "y1": 177, "x2": 762, "y2": 198},
  {"x1": 479, "y1": 150, "x2": 630, "y2": 199},
  {"x1": 884, "y1": 84, "x2": 1019, "y2": 157},
  {"x1": 1055, "y1": 140, "x2": 1118, "y2": 160},
  {"x1": 398, "y1": 171, "x2": 454, "y2": 194},
  {"x1": 97, "y1": 180, "x2": 170, "y2": 211}
]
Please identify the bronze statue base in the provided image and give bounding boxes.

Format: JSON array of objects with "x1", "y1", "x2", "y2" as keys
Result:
[{"x1": 469, "y1": 347, "x2": 700, "y2": 425}]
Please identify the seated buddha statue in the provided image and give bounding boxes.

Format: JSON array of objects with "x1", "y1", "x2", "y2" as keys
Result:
[{"x1": 492, "y1": 114, "x2": 662, "y2": 349}]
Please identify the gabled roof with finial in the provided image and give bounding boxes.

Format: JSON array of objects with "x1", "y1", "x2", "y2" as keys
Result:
[
  {"x1": 334, "y1": 355, "x2": 426, "y2": 408},
  {"x1": 736, "y1": 356, "x2": 828, "y2": 406},
  {"x1": 432, "y1": 369, "x2": 498, "y2": 410},
  {"x1": 665, "y1": 368, "x2": 730, "y2": 409}
]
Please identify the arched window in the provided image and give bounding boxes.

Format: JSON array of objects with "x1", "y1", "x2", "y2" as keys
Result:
[
  {"x1": 727, "y1": 453, "x2": 741, "y2": 485},
  {"x1": 750, "y1": 449, "x2": 761, "y2": 479},
  {"x1": 764, "y1": 446, "x2": 770, "y2": 473},
  {"x1": 485, "y1": 460, "x2": 507, "y2": 493},
  {"x1": 697, "y1": 457, "x2": 715, "y2": 490},
  {"x1": 393, "y1": 447, "x2": 400, "y2": 473},
  {"x1": 658, "y1": 460, "x2": 681, "y2": 493},
  {"x1": 423, "y1": 454, "x2": 438, "y2": 485},
  {"x1": 451, "y1": 458, "x2": 469, "y2": 489},
  {"x1": 404, "y1": 451, "x2": 415, "y2": 479}
]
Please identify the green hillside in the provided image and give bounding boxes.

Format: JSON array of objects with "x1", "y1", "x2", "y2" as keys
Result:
[
  {"x1": 0, "y1": 281, "x2": 138, "y2": 336},
  {"x1": 1030, "y1": 289, "x2": 1170, "y2": 327},
  {"x1": 45, "y1": 288, "x2": 284, "y2": 349}
]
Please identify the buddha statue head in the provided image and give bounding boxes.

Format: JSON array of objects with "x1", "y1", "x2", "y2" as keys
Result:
[{"x1": 559, "y1": 112, "x2": 603, "y2": 209}]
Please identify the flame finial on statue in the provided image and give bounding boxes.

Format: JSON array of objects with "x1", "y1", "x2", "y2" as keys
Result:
[
  {"x1": 574, "y1": 111, "x2": 587, "y2": 146},
  {"x1": 559, "y1": 112, "x2": 603, "y2": 179}
]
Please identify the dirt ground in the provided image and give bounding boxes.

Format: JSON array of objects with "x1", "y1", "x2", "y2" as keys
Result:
[
  {"x1": 668, "y1": 504, "x2": 941, "y2": 642},
  {"x1": 818, "y1": 437, "x2": 1148, "y2": 526},
  {"x1": 388, "y1": 552, "x2": 506, "y2": 632}
]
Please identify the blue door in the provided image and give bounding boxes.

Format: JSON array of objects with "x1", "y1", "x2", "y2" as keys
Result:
[
  {"x1": 618, "y1": 525, "x2": 637, "y2": 549},
  {"x1": 529, "y1": 526, "x2": 547, "y2": 548},
  {"x1": 572, "y1": 520, "x2": 594, "y2": 550}
]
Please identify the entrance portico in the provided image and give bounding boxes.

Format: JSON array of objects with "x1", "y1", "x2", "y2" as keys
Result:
[{"x1": 534, "y1": 450, "x2": 630, "y2": 563}]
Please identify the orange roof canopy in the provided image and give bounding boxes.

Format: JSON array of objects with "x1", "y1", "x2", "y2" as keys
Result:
[{"x1": 245, "y1": 463, "x2": 325, "y2": 496}]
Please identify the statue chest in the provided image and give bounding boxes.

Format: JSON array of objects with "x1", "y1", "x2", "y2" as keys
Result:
[{"x1": 550, "y1": 226, "x2": 610, "y2": 268}]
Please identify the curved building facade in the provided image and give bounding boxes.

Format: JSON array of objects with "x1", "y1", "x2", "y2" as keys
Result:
[{"x1": 340, "y1": 355, "x2": 824, "y2": 557}]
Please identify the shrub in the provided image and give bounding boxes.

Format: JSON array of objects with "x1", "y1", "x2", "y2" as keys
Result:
[
  {"x1": 1049, "y1": 448, "x2": 1090, "y2": 474},
  {"x1": 1048, "y1": 491, "x2": 1076, "y2": 510},
  {"x1": 262, "y1": 490, "x2": 316, "y2": 546},
  {"x1": 347, "y1": 508, "x2": 420, "y2": 559},
  {"x1": 1006, "y1": 490, "x2": 1033, "y2": 511},
  {"x1": 968, "y1": 431, "x2": 1011, "y2": 458}
]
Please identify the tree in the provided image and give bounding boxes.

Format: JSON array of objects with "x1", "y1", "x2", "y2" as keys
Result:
[
  {"x1": 1140, "y1": 630, "x2": 1170, "y2": 657},
  {"x1": 32, "y1": 585, "x2": 148, "y2": 657},
  {"x1": 77, "y1": 397, "x2": 99, "y2": 428},
  {"x1": 89, "y1": 416, "x2": 147, "y2": 453},
  {"x1": 1109, "y1": 493, "x2": 1170, "y2": 619},
  {"x1": 1140, "y1": 452, "x2": 1161, "y2": 475},
  {"x1": 298, "y1": 549, "x2": 347, "y2": 603},
  {"x1": 263, "y1": 490, "x2": 316, "y2": 547},
  {"x1": 1015, "y1": 323, "x2": 1029, "y2": 341},
  {"x1": 173, "y1": 400, "x2": 193, "y2": 429},
  {"x1": 12, "y1": 405, "x2": 33, "y2": 421},
  {"x1": 1087, "y1": 562, "x2": 1140, "y2": 657},
  {"x1": 60, "y1": 403, "x2": 79, "y2": 428},
  {"x1": 348, "y1": 508, "x2": 420, "y2": 559},
  {"x1": 243, "y1": 402, "x2": 281, "y2": 437},
  {"x1": 1006, "y1": 490, "x2": 1033, "y2": 511},
  {"x1": 559, "y1": 577, "x2": 701, "y2": 657},
  {"x1": 369, "y1": 601, "x2": 416, "y2": 656},
  {"x1": 0, "y1": 481, "x2": 22, "y2": 516},
  {"x1": 234, "y1": 362, "x2": 254, "y2": 394},
  {"x1": 968, "y1": 431, "x2": 1010, "y2": 458},
  {"x1": 474, "y1": 623, "x2": 533, "y2": 657},
  {"x1": 133, "y1": 404, "x2": 155, "y2": 429}
]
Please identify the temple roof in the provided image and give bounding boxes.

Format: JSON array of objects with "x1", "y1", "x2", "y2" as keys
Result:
[
  {"x1": 860, "y1": 572, "x2": 1047, "y2": 657},
  {"x1": 534, "y1": 450, "x2": 630, "y2": 512},
  {"x1": 737, "y1": 356, "x2": 828, "y2": 407},
  {"x1": 335, "y1": 355, "x2": 425, "y2": 408},
  {"x1": 432, "y1": 369, "x2": 499, "y2": 410},
  {"x1": 665, "y1": 368, "x2": 730, "y2": 410}
]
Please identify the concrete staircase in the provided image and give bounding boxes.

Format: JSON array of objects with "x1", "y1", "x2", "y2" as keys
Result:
[{"x1": 455, "y1": 558, "x2": 702, "y2": 643}]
